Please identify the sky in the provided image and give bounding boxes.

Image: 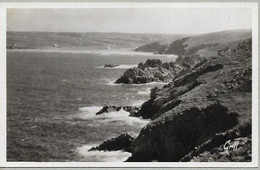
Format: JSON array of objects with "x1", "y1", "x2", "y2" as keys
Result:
[{"x1": 7, "y1": 8, "x2": 252, "y2": 34}]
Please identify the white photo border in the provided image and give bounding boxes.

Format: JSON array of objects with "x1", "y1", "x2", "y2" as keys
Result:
[{"x1": 0, "y1": 2, "x2": 258, "y2": 167}]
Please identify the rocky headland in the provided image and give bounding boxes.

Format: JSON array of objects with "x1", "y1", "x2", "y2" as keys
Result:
[
  {"x1": 115, "y1": 55, "x2": 207, "y2": 84},
  {"x1": 95, "y1": 38, "x2": 252, "y2": 162}
]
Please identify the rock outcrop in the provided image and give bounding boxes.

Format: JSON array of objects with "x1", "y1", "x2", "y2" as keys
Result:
[
  {"x1": 116, "y1": 52, "x2": 209, "y2": 84},
  {"x1": 89, "y1": 133, "x2": 136, "y2": 152},
  {"x1": 115, "y1": 59, "x2": 187, "y2": 84},
  {"x1": 126, "y1": 38, "x2": 252, "y2": 162},
  {"x1": 96, "y1": 105, "x2": 140, "y2": 116}
]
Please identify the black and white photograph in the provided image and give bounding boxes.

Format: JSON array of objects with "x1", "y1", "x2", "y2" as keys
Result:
[{"x1": 1, "y1": 2, "x2": 258, "y2": 167}]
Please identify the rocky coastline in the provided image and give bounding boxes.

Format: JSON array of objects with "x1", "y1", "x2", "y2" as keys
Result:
[{"x1": 92, "y1": 38, "x2": 252, "y2": 162}]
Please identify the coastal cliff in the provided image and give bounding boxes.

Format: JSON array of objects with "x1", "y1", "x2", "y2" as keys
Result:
[
  {"x1": 127, "y1": 38, "x2": 252, "y2": 162},
  {"x1": 97, "y1": 38, "x2": 252, "y2": 162}
]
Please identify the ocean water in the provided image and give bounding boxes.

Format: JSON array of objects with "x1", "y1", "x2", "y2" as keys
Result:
[{"x1": 7, "y1": 50, "x2": 176, "y2": 162}]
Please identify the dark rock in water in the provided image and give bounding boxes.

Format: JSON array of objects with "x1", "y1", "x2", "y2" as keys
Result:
[
  {"x1": 96, "y1": 106, "x2": 121, "y2": 115},
  {"x1": 96, "y1": 105, "x2": 140, "y2": 116},
  {"x1": 115, "y1": 59, "x2": 186, "y2": 84},
  {"x1": 123, "y1": 106, "x2": 141, "y2": 117},
  {"x1": 89, "y1": 133, "x2": 137, "y2": 152},
  {"x1": 104, "y1": 64, "x2": 119, "y2": 68}
]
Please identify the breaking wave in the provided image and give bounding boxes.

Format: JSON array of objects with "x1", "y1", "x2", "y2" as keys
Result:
[
  {"x1": 103, "y1": 78, "x2": 168, "y2": 86},
  {"x1": 77, "y1": 106, "x2": 150, "y2": 127},
  {"x1": 137, "y1": 88, "x2": 151, "y2": 96},
  {"x1": 130, "y1": 100, "x2": 146, "y2": 107},
  {"x1": 77, "y1": 144, "x2": 131, "y2": 162},
  {"x1": 100, "y1": 78, "x2": 119, "y2": 86},
  {"x1": 78, "y1": 106, "x2": 104, "y2": 119},
  {"x1": 96, "y1": 64, "x2": 137, "y2": 69}
]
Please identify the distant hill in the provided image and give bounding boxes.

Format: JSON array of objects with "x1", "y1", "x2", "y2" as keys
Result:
[
  {"x1": 135, "y1": 29, "x2": 252, "y2": 56},
  {"x1": 135, "y1": 42, "x2": 168, "y2": 53},
  {"x1": 7, "y1": 32, "x2": 188, "y2": 50}
]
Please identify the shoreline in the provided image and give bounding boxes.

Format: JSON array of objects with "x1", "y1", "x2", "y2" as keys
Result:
[{"x1": 7, "y1": 48, "x2": 178, "y2": 58}]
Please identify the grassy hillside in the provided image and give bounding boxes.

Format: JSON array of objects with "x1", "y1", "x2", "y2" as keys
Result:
[
  {"x1": 184, "y1": 29, "x2": 251, "y2": 47},
  {"x1": 128, "y1": 38, "x2": 252, "y2": 162},
  {"x1": 7, "y1": 32, "x2": 187, "y2": 50},
  {"x1": 136, "y1": 29, "x2": 251, "y2": 56}
]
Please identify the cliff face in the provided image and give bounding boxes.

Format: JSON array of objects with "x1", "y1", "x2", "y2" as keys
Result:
[{"x1": 127, "y1": 38, "x2": 252, "y2": 162}]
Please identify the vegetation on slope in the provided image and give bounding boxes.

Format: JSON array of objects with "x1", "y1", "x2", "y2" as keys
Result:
[
  {"x1": 135, "y1": 29, "x2": 251, "y2": 56},
  {"x1": 127, "y1": 38, "x2": 252, "y2": 162}
]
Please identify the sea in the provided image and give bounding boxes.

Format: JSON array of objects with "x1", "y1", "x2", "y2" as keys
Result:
[{"x1": 7, "y1": 49, "x2": 177, "y2": 162}]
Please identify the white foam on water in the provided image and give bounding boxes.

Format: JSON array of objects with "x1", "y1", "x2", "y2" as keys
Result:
[
  {"x1": 108, "y1": 81, "x2": 169, "y2": 86},
  {"x1": 142, "y1": 82, "x2": 168, "y2": 86},
  {"x1": 137, "y1": 88, "x2": 151, "y2": 96},
  {"x1": 101, "y1": 109, "x2": 150, "y2": 127},
  {"x1": 96, "y1": 64, "x2": 137, "y2": 69},
  {"x1": 77, "y1": 106, "x2": 150, "y2": 127},
  {"x1": 100, "y1": 76, "x2": 169, "y2": 86},
  {"x1": 8, "y1": 48, "x2": 154, "y2": 56},
  {"x1": 112, "y1": 64, "x2": 137, "y2": 69},
  {"x1": 8, "y1": 49, "x2": 178, "y2": 60},
  {"x1": 101, "y1": 78, "x2": 119, "y2": 86},
  {"x1": 77, "y1": 144, "x2": 132, "y2": 162},
  {"x1": 130, "y1": 100, "x2": 146, "y2": 107},
  {"x1": 165, "y1": 54, "x2": 178, "y2": 59},
  {"x1": 95, "y1": 50, "x2": 155, "y2": 56},
  {"x1": 78, "y1": 106, "x2": 104, "y2": 119},
  {"x1": 127, "y1": 81, "x2": 168, "y2": 87}
]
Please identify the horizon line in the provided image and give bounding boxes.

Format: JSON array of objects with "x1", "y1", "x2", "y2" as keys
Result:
[{"x1": 6, "y1": 28, "x2": 252, "y2": 36}]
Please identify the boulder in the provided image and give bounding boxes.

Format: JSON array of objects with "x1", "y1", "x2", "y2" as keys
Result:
[
  {"x1": 96, "y1": 105, "x2": 140, "y2": 116},
  {"x1": 89, "y1": 133, "x2": 137, "y2": 152}
]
